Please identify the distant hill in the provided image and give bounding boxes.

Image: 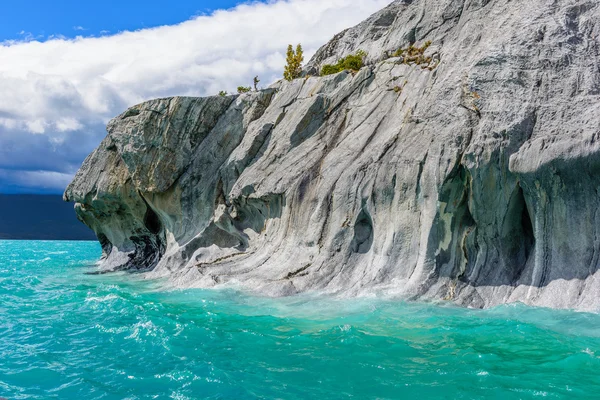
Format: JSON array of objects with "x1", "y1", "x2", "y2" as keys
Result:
[{"x1": 0, "y1": 195, "x2": 97, "y2": 241}]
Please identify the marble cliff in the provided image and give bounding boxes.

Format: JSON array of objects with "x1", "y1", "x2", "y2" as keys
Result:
[{"x1": 65, "y1": 0, "x2": 600, "y2": 310}]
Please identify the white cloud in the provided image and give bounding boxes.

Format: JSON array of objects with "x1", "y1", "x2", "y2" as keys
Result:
[{"x1": 0, "y1": 0, "x2": 391, "y2": 193}]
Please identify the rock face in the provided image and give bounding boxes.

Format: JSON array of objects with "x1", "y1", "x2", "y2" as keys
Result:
[{"x1": 65, "y1": 0, "x2": 600, "y2": 311}]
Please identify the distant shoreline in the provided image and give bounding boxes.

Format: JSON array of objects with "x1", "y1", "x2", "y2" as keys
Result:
[{"x1": 0, "y1": 194, "x2": 98, "y2": 241}]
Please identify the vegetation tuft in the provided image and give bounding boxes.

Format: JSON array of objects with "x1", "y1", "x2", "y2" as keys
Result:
[
  {"x1": 392, "y1": 41, "x2": 438, "y2": 70},
  {"x1": 320, "y1": 50, "x2": 367, "y2": 76},
  {"x1": 237, "y1": 86, "x2": 251, "y2": 94},
  {"x1": 218, "y1": 91, "x2": 228, "y2": 97}
]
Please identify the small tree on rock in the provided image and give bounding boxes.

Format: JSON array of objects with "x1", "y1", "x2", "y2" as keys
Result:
[{"x1": 284, "y1": 44, "x2": 304, "y2": 81}]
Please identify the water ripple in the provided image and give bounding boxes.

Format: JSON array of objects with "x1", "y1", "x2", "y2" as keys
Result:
[{"x1": 1, "y1": 240, "x2": 600, "y2": 399}]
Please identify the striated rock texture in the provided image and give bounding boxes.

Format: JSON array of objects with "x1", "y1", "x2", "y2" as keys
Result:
[{"x1": 66, "y1": 0, "x2": 600, "y2": 311}]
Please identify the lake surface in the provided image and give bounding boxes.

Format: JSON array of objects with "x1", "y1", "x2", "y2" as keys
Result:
[{"x1": 1, "y1": 240, "x2": 599, "y2": 399}]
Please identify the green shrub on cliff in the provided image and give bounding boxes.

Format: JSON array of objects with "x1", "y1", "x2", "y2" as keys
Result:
[
  {"x1": 237, "y1": 86, "x2": 251, "y2": 94},
  {"x1": 320, "y1": 64, "x2": 340, "y2": 76},
  {"x1": 320, "y1": 50, "x2": 367, "y2": 76},
  {"x1": 218, "y1": 91, "x2": 228, "y2": 97}
]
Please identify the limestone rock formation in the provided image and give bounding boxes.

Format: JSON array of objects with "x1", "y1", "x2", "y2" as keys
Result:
[{"x1": 65, "y1": 0, "x2": 600, "y2": 311}]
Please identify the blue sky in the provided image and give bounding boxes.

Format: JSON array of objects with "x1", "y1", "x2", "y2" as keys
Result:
[
  {"x1": 0, "y1": 0, "x2": 389, "y2": 194},
  {"x1": 1, "y1": 1, "x2": 251, "y2": 42}
]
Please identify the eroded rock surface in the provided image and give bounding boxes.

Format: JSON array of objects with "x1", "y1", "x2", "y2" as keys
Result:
[{"x1": 66, "y1": 0, "x2": 600, "y2": 310}]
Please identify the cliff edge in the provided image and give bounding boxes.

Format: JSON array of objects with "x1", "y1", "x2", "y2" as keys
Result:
[{"x1": 65, "y1": 0, "x2": 600, "y2": 310}]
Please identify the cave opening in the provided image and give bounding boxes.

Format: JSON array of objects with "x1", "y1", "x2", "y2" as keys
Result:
[
  {"x1": 143, "y1": 204, "x2": 162, "y2": 235},
  {"x1": 503, "y1": 185, "x2": 535, "y2": 284},
  {"x1": 520, "y1": 187, "x2": 535, "y2": 262},
  {"x1": 96, "y1": 232, "x2": 112, "y2": 258},
  {"x1": 352, "y1": 209, "x2": 374, "y2": 254}
]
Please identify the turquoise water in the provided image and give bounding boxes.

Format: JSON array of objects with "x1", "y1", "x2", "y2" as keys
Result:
[{"x1": 1, "y1": 241, "x2": 600, "y2": 399}]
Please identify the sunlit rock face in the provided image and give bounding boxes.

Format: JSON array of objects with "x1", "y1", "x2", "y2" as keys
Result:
[{"x1": 66, "y1": 0, "x2": 600, "y2": 311}]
